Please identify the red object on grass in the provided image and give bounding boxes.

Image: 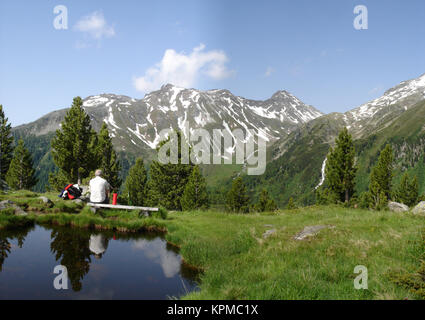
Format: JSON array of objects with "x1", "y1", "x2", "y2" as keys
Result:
[{"x1": 112, "y1": 193, "x2": 118, "y2": 205}]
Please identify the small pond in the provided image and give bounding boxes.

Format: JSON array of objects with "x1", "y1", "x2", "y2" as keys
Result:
[{"x1": 0, "y1": 224, "x2": 199, "y2": 299}]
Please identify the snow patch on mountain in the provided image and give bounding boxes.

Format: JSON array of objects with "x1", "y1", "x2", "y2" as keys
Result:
[{"x1": 346, "y1": 73, "x2": 425, "y2": 125}]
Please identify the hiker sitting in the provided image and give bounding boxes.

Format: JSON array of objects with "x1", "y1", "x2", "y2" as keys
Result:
[{"x1": 89, "y1": 169, "x2": 111, "y2": 204}]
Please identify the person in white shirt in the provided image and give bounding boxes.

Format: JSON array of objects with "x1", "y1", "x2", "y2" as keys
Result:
[{"x1": 89, "y1": 169, "x2": 111, "y2": 204}]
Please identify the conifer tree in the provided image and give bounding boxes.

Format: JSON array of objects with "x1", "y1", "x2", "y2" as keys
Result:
[
  {"x1": 123, "y1": 157, "x2": 147, "y2": 206},
  {"x1": 6, "y1": 139, "x2": 37, "y2": 190},
  {"x1": 323, "y1": 128, "x2": 357, "y2": 203},
  {"x1": 181, "y1": 166, "x2": 209, "y2": 211},
  {"x1": 51, "y1": 97, "x2": 98, "y2": 186},
  {"x1": 368, "y1": 144, "x2": 394, "y2": 209},
  {"x1": 97, "y1": 123, "x2": 121, "y2": 191},
  {"x1": 395, "y1": 172, "x2": 418, "y2": 207},
  {"x1": 0, "y1": 105, "x2": 14, "y2": 189},
  {"x1": 147, "y1": 131, "x2": 194, "y2": 210},
  {"x1": 254, "y1": 189, "x2": 277, "y2": 212},
  {"x1": 287, "y1": 197, "x2": 297, "y2": 210},
  {"x1": 226, "y1": 177, "x2": 250, "y2": 213}
]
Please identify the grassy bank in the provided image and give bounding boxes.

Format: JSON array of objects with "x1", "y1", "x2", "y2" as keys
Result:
[
  {"x1": 164, "y1": 207, "x2": 424, "y2": 299},
  {"x1": 1, "y1": 191, "x2": 424, "y2": 299},
  {"x1": 0, "y1": 190, "x2": 166, "y2": 232}
]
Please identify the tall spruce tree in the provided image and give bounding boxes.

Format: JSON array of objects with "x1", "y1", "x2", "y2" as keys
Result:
[
  {"x1": 323, "y1": 127, "x2": 357, "y2": 203},
  {"x1": 6, "y1": 139, "x2": 37, "y2": 190},
  {"x1": 0, "y1": 105, "x2": 14, "y2": 189},
  {"x1": 226, "y1": 177, "x2": 250, "y2": 213},
  {"x1": 123, "y1": 157, "x2": 147, "y2": 206},
  {"x1": 254, "y1": 189, "x2": 277, "y2": 212},
  {"x1": 395, "y1": 172, "x2": 418, "y2": 207},
  {"x1": 181, "y1": 166, "x2": 209, "y2": 211},
  {"x1": 97, "y1": 123, "x2": 121, "y2": 191},
  {"x1": 146, "y1": 131, "x2": 194, "y2": 210},
  {"x1": 51, "y1": 97, "x2": 98, "y2": 186},
  {"x1": 368, "y1": 144, "x2": 394, "y2": 209}
]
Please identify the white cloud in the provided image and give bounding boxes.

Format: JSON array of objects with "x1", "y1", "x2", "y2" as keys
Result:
[
  {"x1": 264, "y1": 66, "x2": 275, "y2": 77},
  {"x1": 133, "y1": 44, "x2": 234, "y2": 93},
  {"x1": 74, "y1": 11, "x2": 115, "y2": 40}
]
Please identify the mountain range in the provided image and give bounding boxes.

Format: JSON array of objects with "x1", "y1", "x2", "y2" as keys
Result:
[{"x1": 11, "y1": 73, "x2": 425, "y2": 205}]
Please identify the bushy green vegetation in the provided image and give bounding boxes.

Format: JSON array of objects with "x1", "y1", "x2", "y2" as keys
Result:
[
  {"x1": 6, "y1": 139, "x2": 37, "y2": 190},
  {"x1": 394, "y1": 172, "x2": 419, "y2": 207},
  {"x1": 321, "y1": 127, "x2": 357, "y2": 203},
  {"x1": 164, "y1": 207, "x2": 425, "y2": 300},
  {"x1": 96, "y1": 123, "x2": 121, "y2": 191},
  {"x1": 0, "y1": 104, "x2": 14, "y2": 189},
  {"x1": 122, "y1": 157, "x2": 148, "y2": 206},
  {"x1": 226, "y1": 177, "x2": 250, "y2": 213},
  {"x1": 146, "y1": 131, "x2": 194, "y2": 210},
  {"x1": 181, "y1": 166, "x2": 209, "y2": 211}
]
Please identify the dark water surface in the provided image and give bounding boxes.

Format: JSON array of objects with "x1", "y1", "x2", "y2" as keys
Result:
[{"x1": 0, "y1": 224, "x2": 198, "y2": 299}]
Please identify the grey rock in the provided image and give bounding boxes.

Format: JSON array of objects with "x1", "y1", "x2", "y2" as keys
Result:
[
  {"x1": 388, "y1": 201, "x2": 409, "y2": 212},
  {"x1": 294, "y1": 225, "x2": 330, "y2": 241},
  {"x1": 0, "y1": 200, "x2": 15, "y2": 210},
  {"x1": 72, "y1": 199, "x2": 84, "y2": 204},
  {"x1": 262, "y1": 229, "x2": 276, "y2": 239},
  {"x1": 14, "y1": 206, "x2": 28, "y2": 216},
  {"x1": 0, "y1": 199, "x2": 27, "y2": 216},
  {"x1": 412, "y1": 201, "x2": 425, "y2": 215},
  {"x1": 39, "y1": 196, "x2": 53, "y2": 205}
]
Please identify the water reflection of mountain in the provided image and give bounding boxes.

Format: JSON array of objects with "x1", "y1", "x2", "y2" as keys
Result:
[{"x1": 0, "y1": 226, "x2": 34, "y2": 272}]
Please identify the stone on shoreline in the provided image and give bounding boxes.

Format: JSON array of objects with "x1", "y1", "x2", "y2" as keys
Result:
[{"x1": 0, "y1": 200, "x2": 28, "y2": 216}]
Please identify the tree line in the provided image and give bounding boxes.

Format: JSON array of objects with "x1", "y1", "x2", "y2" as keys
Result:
[
  {"x1": 316, "y1": 127, "x2": 420, "y2": 209},
  {"x1": 3, "y1": 99, "x2": 419, "y2": 212},
  {"x1": 0, "y1": 105, "x2": 37, "y2": 190}
]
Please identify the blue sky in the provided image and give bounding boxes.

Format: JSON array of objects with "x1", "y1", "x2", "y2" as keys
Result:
[{"x1": 1, "y1": 0, "x2": 424, "y2": 126}]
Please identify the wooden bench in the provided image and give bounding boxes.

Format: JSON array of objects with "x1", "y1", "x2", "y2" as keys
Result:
[{"x1": 87, "y1": 203, "x2": 159, "y2": 217}]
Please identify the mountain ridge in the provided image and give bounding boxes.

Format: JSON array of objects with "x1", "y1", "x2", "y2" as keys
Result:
[{"x1": 11, "y1": 72, "x2": 425, "y2": 199}]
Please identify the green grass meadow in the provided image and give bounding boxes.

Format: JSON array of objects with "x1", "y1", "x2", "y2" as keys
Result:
[
  {"x1": 165, "y1": 207, "x2": 424, "y2": 300},
  {"x1": 1, "y1": 191, "x2": 424, "y2": 300}
]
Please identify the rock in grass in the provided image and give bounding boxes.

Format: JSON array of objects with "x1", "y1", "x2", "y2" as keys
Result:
[
  {"x1": 0, "y1": 200, "x2": 14, "y2": 210},
  {"x1": 39, "y1": 196, "x2": 54, "y2": 206},
  {"x1": 293, "y1": 225, "x2": 330, "y2": 241},
  {"x1": 388, "y1": 201, "x2": 409, "y2": 213},
  {"x1": 0, "y1": 200, "x2": 28, "y2": 216},
  {"x1": 412, "y1": 201, "x2": 425, "y2": 215},
  {"x1": 262, "y1": 229, "x2": 276, "y2": 239}
]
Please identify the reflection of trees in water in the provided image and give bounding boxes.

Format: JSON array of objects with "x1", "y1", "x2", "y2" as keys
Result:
[
  {"x1": 0, "y1": 239, "x2": 11, "y2": 272},
  {"x1": 50, "y1": 227, "x2": 93, "y2": 292},
  {"x1": 0, "y1": 226, "x2": 34, "y2": 272}
]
